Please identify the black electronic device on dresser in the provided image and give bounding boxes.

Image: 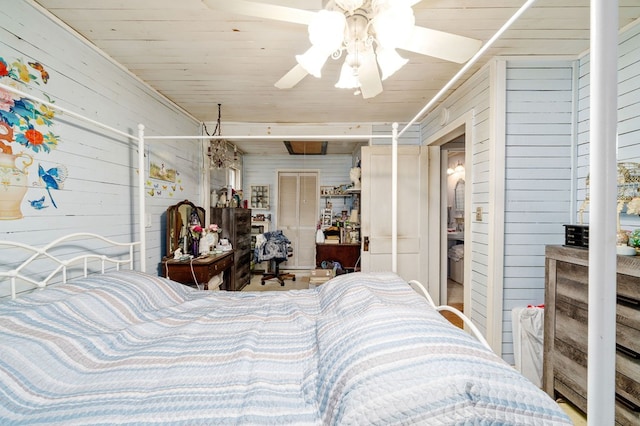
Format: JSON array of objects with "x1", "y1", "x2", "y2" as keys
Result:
[{"x1": 211, "y1": 207, "x2": 252, "y2": 291}]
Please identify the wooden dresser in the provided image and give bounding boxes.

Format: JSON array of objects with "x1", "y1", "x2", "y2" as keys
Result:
[
  {"x1": 543, "y1": 245, "x2": 640, "y2": 425},
  {"x1": 161, "y1": 251, "x2": 234, "y2": 290},
  {"x1": 211, "y1": 207, "x2": 252, "y2": 291}
]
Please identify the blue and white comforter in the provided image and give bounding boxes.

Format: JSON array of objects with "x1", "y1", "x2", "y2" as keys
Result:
[{"x1": 0, "y1": 271, "x2": 571, "y2": 425}]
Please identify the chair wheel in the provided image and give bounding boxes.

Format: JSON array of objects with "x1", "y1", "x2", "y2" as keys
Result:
[{"x1": 292, "y1": 277, "x2": 296, "y2": 281}]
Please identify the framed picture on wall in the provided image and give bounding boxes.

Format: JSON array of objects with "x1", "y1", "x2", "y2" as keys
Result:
[
  {"x1": 149, "y1": 153, "x2": 177, "y2": 183},
  {"x1": 250, "y1": 185, "x2": 269, "y2": 209}
]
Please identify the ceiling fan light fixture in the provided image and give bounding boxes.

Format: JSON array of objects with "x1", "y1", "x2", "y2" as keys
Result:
[
  {"x1": 296, "y1": 46, "x2": 329, "y2": 78},
  {"x1": 335, "y1": 62, "x2": 360, "y2": 89},
  {"x1": 375, "y1": 47, "x2": 408, "y2": 80},
  {"x1": 371, "y1": 3, "x2": 415, "y2": 48},
  {"x1": 308, "y1": 10, "x2": 346, "y2": 53},
  {"x1": 334, "y1": 0, "x2": 365, "y2": 13}
]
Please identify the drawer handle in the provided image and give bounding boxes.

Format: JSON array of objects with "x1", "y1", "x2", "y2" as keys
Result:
[
  {"x1": 616, "y1": 393, "x2": 640, "y2": 412},
  {"x1": 616, "y1": 343, "x2": 640, "y2": 359},
  {"x1": 617, "y1": 295, "x2": 640, "y2": 306}
]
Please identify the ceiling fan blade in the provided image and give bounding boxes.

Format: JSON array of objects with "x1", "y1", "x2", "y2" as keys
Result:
[
  {"x1": 202, "y1": 0, "x2": 315, "y2": 25},
  {"x1": 399, "y1": 25, "x2": 482, "y2": 64},
  {"x1": 275, "y1": 64, "x2": 309, "y2": 89},
  {"x1": 358, "y1": 51, "x2": 383, "y2": 99}
]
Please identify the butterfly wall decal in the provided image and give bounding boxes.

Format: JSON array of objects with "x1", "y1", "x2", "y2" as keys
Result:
[
  {"x1": 37, "y1": 163, "x2": 68, "y2": 208},
  {"x1": 28, "y1": 61, "x2": 49, "y2": 84}
]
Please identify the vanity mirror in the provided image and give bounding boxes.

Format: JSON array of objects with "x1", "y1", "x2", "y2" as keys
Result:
[
  {"x1": 454, "y1": 179, "x2": 465, "y2": 214},
  {"x1": 165, "y1": 199, "x2": 206, "y2": 257}
]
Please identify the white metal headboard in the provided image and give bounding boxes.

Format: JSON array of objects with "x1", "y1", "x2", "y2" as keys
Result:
[{"x1": 0, "y1": 233, "x2": 139, "y2": 299}]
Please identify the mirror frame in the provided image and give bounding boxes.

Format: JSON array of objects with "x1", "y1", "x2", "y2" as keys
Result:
[{"x1": 165, "y1": 199, "x2": 206, "y2": 257}]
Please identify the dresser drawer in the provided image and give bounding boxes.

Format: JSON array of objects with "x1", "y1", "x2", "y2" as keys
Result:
[
  {"x1": 617, "y1": 351, "x2": 640, "y2": 414},
  {"x1": 208, "y1": 254, "x2": 233, "y2": 276}
]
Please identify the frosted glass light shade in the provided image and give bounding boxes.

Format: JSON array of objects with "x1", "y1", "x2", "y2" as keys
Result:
[
  {"x1": 335, "y1": 62, "x2": 360, "y2": 89},
  {"x1": 376, "y1": 47, "x2": 408, "y2": 80},
  {"x1": 308, "y1": 10, "x2": 346, "y2": 53},
  {"x1": 371, "y1": 4, "x2": 415, "y2": 48},
  {"x1": 296, "y1": 46, "x2": 330, "y2": 78}
]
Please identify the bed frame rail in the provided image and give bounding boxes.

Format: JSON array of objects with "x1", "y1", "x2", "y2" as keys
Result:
[
  {"x1": 408, "y1": 279, "x2": 491, "y2": 351},
  {"x1": 0, "y1": 233, "x2": 139, "y2": 299}
]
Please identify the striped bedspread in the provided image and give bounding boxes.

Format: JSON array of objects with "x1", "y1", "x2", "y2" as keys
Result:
[{"x1": 0, "y1": 271, "x2": 571, "y2": 425}]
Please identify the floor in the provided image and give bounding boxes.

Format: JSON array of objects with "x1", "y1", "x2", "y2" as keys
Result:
[
  {"x1": 447, "y1": 279, "x2": 463, "y2": 304},
  {"x1": 243, "y1": 270, "x2": 310, "y2": 291},
  {"x1": 245, "y1": 272, "x2": 465, "y2": 299}
]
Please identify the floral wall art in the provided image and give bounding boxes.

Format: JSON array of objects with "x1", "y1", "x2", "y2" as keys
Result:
[{"x1": 0, "y1": 56, "x2": 67, "y2": 220}]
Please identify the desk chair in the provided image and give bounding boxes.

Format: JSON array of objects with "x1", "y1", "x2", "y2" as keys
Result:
[{"x1": 253, "y1": 230, "x2": 296, "y2": 286}]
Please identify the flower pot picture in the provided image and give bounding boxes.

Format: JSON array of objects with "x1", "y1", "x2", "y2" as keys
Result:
[
  {"x1": 0, "y1": 151, "x2": 33, "y2": 219},
  {"x1": 0, "y1": 56, "x2": 62, "y2": 219}
]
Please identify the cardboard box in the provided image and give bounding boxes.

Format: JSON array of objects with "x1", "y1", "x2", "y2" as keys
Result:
[{"x1": 309, "y1": 269, "x2": 334, "y2": 288}]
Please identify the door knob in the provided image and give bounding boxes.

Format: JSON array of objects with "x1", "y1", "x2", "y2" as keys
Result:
[{"x1": 363, "y1": 236, "x2": 369, "y2": 252}]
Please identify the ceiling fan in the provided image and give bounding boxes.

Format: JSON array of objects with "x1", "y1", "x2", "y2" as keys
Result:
[{"x1": 202, "y1": 0, "x2": 482, "y2": 99}]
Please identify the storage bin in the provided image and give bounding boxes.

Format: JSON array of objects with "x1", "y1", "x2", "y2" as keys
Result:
[{"x1": 449, "y1": 258, "x2": 464, "y2": 284}]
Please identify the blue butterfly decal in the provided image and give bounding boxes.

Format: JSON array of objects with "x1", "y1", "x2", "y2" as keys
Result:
[
  {"x1": 29, "y1": 196, "x2": 48, "y2": 210},
  {"x1": 38, "y1": 164, "x2": 68, "y2": 209}
]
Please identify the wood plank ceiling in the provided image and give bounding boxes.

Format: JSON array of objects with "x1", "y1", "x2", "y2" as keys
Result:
[{"x1": 31, "y1": 0, "x2": 640, "y2": 154}]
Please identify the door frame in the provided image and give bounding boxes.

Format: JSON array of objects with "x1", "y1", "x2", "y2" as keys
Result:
[{"x1": 426, "y1": 111, "x2": 473, "y2": 313}]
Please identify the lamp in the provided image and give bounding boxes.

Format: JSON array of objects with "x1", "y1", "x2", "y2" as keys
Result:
[
  {"x1": 296, "y1": 10, "x2": 346, "y2": 77},
  {"x1": 300, "y1": 0, "x2": 416, "y2": 90},
  {"x1": 447, "y1": 161, "x2": 464, "y2": 175},
  {"x1": 208, "y1": 104, "x2": 233, "y2": 169}
]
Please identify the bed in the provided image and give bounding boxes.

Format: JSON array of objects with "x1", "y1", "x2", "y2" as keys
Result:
[
  {"x1": 0, "y1": 38, "x2": 570, "y2": 422},
  {"x1": 1, "y1": 264, "x2": 571, "y2": 424}
]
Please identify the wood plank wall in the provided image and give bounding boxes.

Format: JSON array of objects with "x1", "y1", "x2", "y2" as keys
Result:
[
  {"x1": 0, "y1": 2, "x2": 201, "y2": 297},
  {"x1": 502, "y1": 60, "x2": 575, "y2": 364}
]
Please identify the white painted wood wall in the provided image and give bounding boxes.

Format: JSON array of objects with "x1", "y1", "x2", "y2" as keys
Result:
[
  {"x1": 0, "y1": 2, "x2": 201, "y2": 298},
  {"x1": 502, "y1": 60, "x2": 575, "y2": 364}
]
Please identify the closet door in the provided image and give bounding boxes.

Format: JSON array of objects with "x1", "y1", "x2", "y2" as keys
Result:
[{"x1": 277, "y1": 171, "x2": 318, "y2": 269}]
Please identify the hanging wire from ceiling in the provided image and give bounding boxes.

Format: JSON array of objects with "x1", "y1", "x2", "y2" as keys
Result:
[{"x1": 205, "y1": 103, "x2": 234, "y2": 169}]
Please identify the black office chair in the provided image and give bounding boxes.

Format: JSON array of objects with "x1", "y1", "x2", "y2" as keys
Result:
[{"x1": 253, "y1": 230, "x2": 295, "y2": 286}]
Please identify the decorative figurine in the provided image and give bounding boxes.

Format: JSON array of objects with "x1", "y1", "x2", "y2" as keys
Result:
[
  {"x1": 199, "y1": 234, "x2": 209, "y2": 256},
  {"x1": 173, "y1": 248, "x2": 183, "y2": 259}
]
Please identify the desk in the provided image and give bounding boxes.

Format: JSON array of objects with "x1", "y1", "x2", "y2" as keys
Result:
[
  {"x1": 161, "y1": 251, "x2": 234, "y2": 290},
  {"x1": 315, "y1": 243, "x2": 361, "y2": 271}
]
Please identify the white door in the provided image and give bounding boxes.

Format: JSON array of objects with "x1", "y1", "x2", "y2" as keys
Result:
[
  {"x1": 277, "y1": 171, "x2": 318, "y2": 269},
  {"x1": 360, "y1": 145, "x2": 428, "y2": 284}
]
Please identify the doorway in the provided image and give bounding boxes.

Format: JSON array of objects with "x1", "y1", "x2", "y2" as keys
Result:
[{"x1": 441, "y1": 139, "x2": 465, "y2": 308}]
